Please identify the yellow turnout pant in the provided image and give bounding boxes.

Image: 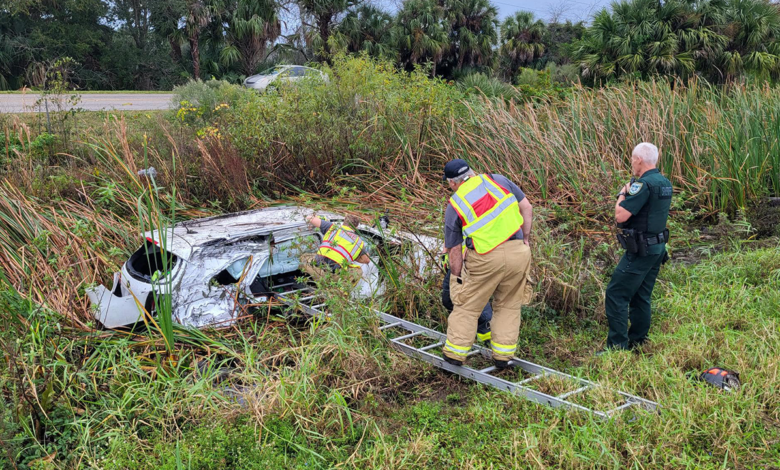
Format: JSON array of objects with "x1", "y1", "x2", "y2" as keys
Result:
[
  {"x1": 299, "y1": 253, "x2": 362, "y2": 287},
  {"x1": 444, "y1": 239, "x2": 533, "y2": 362}
]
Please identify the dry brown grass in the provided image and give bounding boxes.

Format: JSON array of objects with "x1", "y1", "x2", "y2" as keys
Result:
[{"x1": 0, "y1": 181, "x2": 135, "y2": 328}]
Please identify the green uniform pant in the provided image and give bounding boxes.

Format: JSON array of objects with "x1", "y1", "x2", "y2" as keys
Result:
[
  {"x1": 444, "y1": 240, "x2": 533, "y2": 362},
  {"x1": 604, "y1": 250, "x2": 665, "y2": 350}
]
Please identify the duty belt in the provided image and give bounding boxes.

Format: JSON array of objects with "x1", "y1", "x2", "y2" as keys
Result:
[
  {"x1": 616, "y1": 228, "x2": 670, "y2": 255},
  {"x1": 645, "y1": 228, "x2": 670, "y2": 246}
]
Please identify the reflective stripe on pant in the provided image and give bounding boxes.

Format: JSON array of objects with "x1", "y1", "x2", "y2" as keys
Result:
[
  {"x1": 444, "y1": 240, "x2": 533, "y2": 362},
  {"x1": 605, "y1": 250, "x2": 664, "y2": 350}
]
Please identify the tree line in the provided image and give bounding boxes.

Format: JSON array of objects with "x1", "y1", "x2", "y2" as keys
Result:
[{"x1": 1, "y1": 0, "x2": 779, "y2": 91}]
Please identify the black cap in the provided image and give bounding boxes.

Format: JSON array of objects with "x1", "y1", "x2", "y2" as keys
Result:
[{"x1": 442, "y1": 159, "x2": 470, "y2": 181}]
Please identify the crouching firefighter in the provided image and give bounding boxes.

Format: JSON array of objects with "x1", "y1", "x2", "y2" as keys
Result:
[
  {"x1": 602, "y1": 143, "x2": 672, "y2": 353},
  {"x1": 301, "y1": 214, "x2": 370, "y2": 286},
  {"x1": 441, "y1": 247, "x2": 492, "y2": 345},
  {"x1": 441, "y1": 159, "x2": 534, "y2": 370}
]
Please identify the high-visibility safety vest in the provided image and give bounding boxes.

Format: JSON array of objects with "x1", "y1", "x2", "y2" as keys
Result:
[
  {"x1": 449, "y1": 174, "x2": 523, "y2": 254},
  {"x1": 317, "y1": 224, "x2": 365, "y2": 268}
]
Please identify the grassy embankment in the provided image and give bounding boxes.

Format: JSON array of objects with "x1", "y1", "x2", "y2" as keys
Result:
[{"x1": 1, "y1": 57, "x2": 779, "y2": 468}]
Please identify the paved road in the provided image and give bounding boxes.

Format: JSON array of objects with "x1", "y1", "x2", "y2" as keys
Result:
[{"x1": 0, "y1": 93, "x2": 174, "y2": 113}]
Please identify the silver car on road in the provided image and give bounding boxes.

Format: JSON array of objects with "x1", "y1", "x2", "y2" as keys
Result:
[{"x1": 243, "y1": 65, "x2": 328, "y2": 92}]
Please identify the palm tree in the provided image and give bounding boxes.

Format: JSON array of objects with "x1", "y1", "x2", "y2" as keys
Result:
[
  {"x1": 393, "y1": 0, "x2": 449, "y2": 75},
  {"x1": 575, "y1": 0, "x2": 729, "y2": 83},
  {"x1": 185, "y1": 0, "x2": 220, "y2": 79},
  {"x1": 220, "y1": 0, "x2": 281, "y2": 76},
  {"x1": 297, "y1": 0, "x2": 357, "y2": 63},
  {"x1": 716, "y1": 0, "x2": 780, "y2": 81},
  {"x1": 444, "y1": 0, "x2": 498, "y2": 71},
  {"x1": 573, "y1": 0, "x2": 780, "y2": 84},
  {"x1": 334, "y1": 5, "x2": 394, "y2": 58},
  {"x1": 499, "y1": 11, "x2": 546, "y2": 78},
  {"x1": 150, "y1": 0, "x2": 187, "y2": 64}
]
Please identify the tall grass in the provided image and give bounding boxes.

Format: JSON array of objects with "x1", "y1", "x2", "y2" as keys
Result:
[
  {"x1": 438, "y1": 80, "x2": 780, "y2": 212},
  {"x1": 0, "y1": 181, "x2": 135, "y2": 328},
  {"x1": 1, "y1": 67, "x2": 780, "y2": 467}
]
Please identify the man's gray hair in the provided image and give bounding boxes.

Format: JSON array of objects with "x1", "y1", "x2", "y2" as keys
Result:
[
  {"x1": 448, "y1": 169, "x2": 476, "y2": 184},
  {"x1": 632, "y1": 142, "x2": 659, "y2": 166}
]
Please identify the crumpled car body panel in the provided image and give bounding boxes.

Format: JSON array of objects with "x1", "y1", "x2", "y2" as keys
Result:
[{"x1": 88, "y1": 206, "x2": 442, "y2": 329}]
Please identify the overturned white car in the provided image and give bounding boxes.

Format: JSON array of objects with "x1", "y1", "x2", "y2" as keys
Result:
[{"x1": 87, "y1": 206, "x2": 440, "y2": 329}]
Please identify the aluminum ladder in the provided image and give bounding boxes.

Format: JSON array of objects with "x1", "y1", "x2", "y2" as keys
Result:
[{"x1": 274, "y1": 287, "x2": 658, "y2": 419}]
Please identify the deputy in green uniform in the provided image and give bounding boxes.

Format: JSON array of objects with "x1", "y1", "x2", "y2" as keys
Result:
[{"x1": 603, "y1": 142, "x2": 672, "y2": 352}]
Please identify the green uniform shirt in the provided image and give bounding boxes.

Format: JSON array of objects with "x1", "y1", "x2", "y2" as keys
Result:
[{"x1": 619, "y1": 168, "x2": 672, "y2": 255}]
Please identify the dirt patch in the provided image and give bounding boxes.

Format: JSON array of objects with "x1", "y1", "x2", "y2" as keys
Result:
[{"x1": 746, "y1": 198, "x2": 780, "y2": 238}]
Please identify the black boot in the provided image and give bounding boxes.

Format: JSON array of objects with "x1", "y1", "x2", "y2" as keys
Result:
[
  {"x1": 443, "y1": 355, "x2": 464, "y2": 367},
  {"x1": 494, "y1": 359, "x2": 511, "y2": 370}
]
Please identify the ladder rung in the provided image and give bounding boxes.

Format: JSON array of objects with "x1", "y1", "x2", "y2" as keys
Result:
[
  {"x1": 290, "y1": 299, "x2": 659, "y2": 418},
  {"x1": 271, "y1": 282, "x2": 296, "y2": 289},
  {"x1": 299, "y1": 295, "x2": 316, "y2": 302},
  {"x1": 517, "y1": 373, "x2": 545, "y2": 385},
  {"x1": 394, "y1": 331, "x2": 424, "y2": 342},
  {"x1": 420, "y1": 342, "x2": 443, "y2": 352},
  {"x1": 379, "y1": 322, "x2": 402, "y2": 331},
  {"x1": 606, "y1": 401, "x2": 636, "y2": 416},
  {"x1": 556, "y1": 385, "x2": 593, "y2": 400},
  {"x1": 277, "y1": 288, "x2": 307, "y2": 296}
]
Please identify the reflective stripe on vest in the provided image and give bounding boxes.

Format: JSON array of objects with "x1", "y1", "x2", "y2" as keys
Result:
[
  {"x1": 449, "y1": 175, "x2": 523, "y2": 254},
  {"x1": 317, "y1": 224, "x2": 364, "y2": 268}
]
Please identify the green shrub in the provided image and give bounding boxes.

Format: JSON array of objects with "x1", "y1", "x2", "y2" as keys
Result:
[
  {"x1": 457, "y1": 73, "x2": 520, "y2": 102},
  {"x1": 216, "y1": 55, "x2": 465, "y2": 193},
  {"x1": 171, "y1": 79, "x2": 253, "y2": 125},
  {"x1": 1, "y1": 132, "x2": 24, "y2": 156},
  {"x1": 516, "y1": 67, "x2": 546, "y2": 87},
  {"x1": 1, "y1": 131, "x2": 58, "y2": 170},
  {"x1": 544, "y1": 62, "x2": 580, "y2": 85}
]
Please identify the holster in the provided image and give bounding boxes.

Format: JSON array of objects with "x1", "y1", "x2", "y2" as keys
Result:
[
  {"x1": 636, "y1": 232, "x2": 648, "y2": 257},
  {"x1": 616, "y1": 229, "x2": 648, "y2": 256},
  {"x1": 617, "y1": 229, "x2": 639, "y2": 254}
]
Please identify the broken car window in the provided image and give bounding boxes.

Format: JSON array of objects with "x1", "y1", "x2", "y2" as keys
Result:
[
  {"x1": 126, "y1": 240, "x2": 179, "y2": 283},
  {"x1": 211, "y1": 257, "x2": 251, "y2": 286}
]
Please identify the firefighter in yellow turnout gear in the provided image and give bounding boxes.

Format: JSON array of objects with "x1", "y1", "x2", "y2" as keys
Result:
[
  {"x1": 441, "y1": 159, "x2": 534, "y2": 369},
  {"x1": 441, "y1": 246, "x2": 493, "y2": 344},
  {"x1": 302, "y1": 214, "x2": 370, "y2": 285}
]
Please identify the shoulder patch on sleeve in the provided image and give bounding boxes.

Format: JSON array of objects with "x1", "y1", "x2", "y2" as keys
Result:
[{"x1": 628, "y1": 182, "x2": 644, "y2": 195}]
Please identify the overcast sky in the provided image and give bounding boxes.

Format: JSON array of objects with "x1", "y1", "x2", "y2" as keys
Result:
[
  {"x1": 491, "y1": 0, "x2": 612, "y2": 22},
  {"x1": 379, "y1": 0, "x2": 613, "y2": 23}
]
